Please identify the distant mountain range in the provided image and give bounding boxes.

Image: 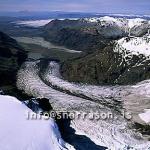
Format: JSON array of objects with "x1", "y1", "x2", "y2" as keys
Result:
[
  {"x1": 0, "y1": 11, "x2": 150, "y2": 20},
  {"x1": 0, "y1": 11, "x2": 96, "y2": 19}
]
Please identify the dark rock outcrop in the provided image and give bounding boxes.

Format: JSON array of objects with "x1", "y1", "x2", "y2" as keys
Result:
[
  {"x1": 61, "y1": 45, "x2": 150, "y2": 85},
  {"x1": 0, "y1": 31, "x2": 27, "y2": 86}
]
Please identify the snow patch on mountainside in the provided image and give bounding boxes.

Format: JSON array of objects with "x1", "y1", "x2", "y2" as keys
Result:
[
  {"x1": 132, "y1": 80, "x2": 150, "y2": 97},
  {"x1": 84, "y1": 16, "x2": 127, "y2": 27},
  {"x1": 128, "y1": 18, "x2": 146, "y2": 29},
  {"x1": 114, "y1": 34, "x2": 150, "y2": 63},
  {"x1": 139, "y1": 109, "x2": 150, "y2": 124},
  {"x1": 0, "y1": 95, "x2": 74, "y2": 150}
]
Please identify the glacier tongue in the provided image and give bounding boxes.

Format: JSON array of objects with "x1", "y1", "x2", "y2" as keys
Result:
[{"x1": 16, "y1": 60, "x2": 150, "y2": 150}]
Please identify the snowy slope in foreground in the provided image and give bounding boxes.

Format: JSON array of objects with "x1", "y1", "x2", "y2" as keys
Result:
[{"x1": 0, "y1": 95, "x2": 73, "y2": 150}]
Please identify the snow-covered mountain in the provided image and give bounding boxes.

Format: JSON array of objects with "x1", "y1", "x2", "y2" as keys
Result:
[
  {"x1": 84, "y1": 16, "x2": 148, "y2": 28},
  {"x1": 0, "y1": 95, "x2": 74, "y2": 150},
  {"x1": 83, "y1": 16, "x2": 150, "y2": 37},
  {"x1": 14, "y1": 16, "x2": 150, "y2": 37}
]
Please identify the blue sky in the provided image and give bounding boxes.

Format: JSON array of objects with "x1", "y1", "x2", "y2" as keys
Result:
[{"x1": 0, "y1": 0, "x2": 150, "y2": 14}]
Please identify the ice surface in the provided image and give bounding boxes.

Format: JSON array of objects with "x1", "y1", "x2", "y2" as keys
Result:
[
  {"x1": 85, "y1": 16, "x2": 149, "y2": 29},
  {"x1": 139, "y1": 109, "x2": 150, "y2": 123},
  {"x1": 16, "y1": 60, "x2": 150, "y2": 149},
  {"x1": 132, "y1": 80, "x2": 150, "y2": 97}
]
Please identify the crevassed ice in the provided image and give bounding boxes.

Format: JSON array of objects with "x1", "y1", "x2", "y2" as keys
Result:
[{"x1": 16, "y1": 61, "x2": 150, "y2": 149}]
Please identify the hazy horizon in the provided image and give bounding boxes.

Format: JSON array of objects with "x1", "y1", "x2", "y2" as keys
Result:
[
  {"x1": 0, "y1": 10, "x2": 149, "y2": 15},
  {"x1": 0, "y1": 0, "x2": 150, "y2": 15}
]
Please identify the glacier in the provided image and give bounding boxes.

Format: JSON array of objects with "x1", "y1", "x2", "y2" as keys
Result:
[{"x1": 16, "y1": 60, "x2": 150, "y2": 149}]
